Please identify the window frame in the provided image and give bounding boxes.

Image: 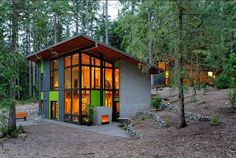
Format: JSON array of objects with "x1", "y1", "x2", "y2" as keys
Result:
[{"x1": 50, "y1": 59, "x2": 59, "y2": 90}]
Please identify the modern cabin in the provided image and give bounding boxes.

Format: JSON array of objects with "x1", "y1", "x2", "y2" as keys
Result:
[{"x1": 27, "y1": 35, "x2": 158, "y2": 125}]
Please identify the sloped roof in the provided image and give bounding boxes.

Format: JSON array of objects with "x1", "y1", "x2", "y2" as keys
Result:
[{"x1": 26, "y1": 35, "x2": 159, "y2": 74}]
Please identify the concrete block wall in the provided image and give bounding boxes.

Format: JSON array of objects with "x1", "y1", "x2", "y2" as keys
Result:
[{"x1": 119, "y1": 60, "x2": 151, "y2": 117}]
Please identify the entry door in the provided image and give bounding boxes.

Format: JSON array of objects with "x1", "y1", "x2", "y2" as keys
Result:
[
  {"x1": 51, "y1": 101, "x2": 58, "y2": 119},
  {"x1": 112, "y1": 101, "x2": 120, "y2": 121}
]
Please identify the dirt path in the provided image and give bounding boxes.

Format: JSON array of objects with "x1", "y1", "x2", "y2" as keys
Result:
[{"x1": 1, "y1": 89, "x2": 235, "y2": 158}]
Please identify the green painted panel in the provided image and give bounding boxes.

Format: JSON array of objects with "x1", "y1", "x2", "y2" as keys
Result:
[
  {"x1": 40, "y1": 92, "x2": 44, "y2": 100},
  {"x1": 40, "y1": 59, "x2": 44, "y2": 73},
  {"x1": 49, "y1": 91, "x2": 59, "y2": 120},
  {"x1": 91, "y1": 90, "x2": 100, "y2": 107}
]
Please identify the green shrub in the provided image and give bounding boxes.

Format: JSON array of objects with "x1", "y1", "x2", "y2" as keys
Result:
[
  {"x1": 151, "y1": 95, "x2": 162, "y2": 110},
  {"x1": 210, "y1": 116, "x2": 220, "y2": 126},
  {"x1": 0, "y1": 125, "x2": 25, "y2": 138},
  {"x1": 214, "y1": 74, "x2": 230, "y2": 89}
]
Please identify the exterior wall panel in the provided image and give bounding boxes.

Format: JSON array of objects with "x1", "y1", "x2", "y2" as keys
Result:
[
  {"x1": 119, "y1": 60, "x2": 151, "y2": 117},
  {"x1": 43, "y1": 59, "x2": 50, "y2": 118},
  {"x1": 58, "y1": 57, "x2": 64, "y2": 121}
]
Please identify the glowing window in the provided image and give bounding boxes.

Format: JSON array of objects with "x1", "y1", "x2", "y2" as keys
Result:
[
  {"x1": 115, "y1": 68, "x2": 119, "y2": 89},
  {"x1": 50, "y1": 59, "x2": 59, "y2": 90},
  {"x1": 72, "y1": 54, "x2": 79, "y2": 65},
  {"x1": 105, "y1": 69, "x2": 112, "y2": 89},
  {"x1": 64, "y1": 68, "x2": 71, "y2": 89},
  {"x1": 82, "y1": 66, "x2": 90, "y2": 88},
  {"x1": 105, "y1": 62, "x2": 112, "y2": 67},
  {"x1": 105, "y1": 91, "x2": 112, "y2": 107},
  {"x1": 82, "y1": 53, "x2": 90, "y2": 65},
  {"x1": 72, "y1": 66, "x2": 79, "y2": 89},
  {"x1": 92, "y1": 67, "x2": 101, "y2": 89},
  {"x1": 95, "y1": 58, "x2": 100, "y2": 66},
  {"x1": 64, "y1": 56, "x2": 71, "y2": 67},
  {"x1": 72, "y1": 90, "x2": 79, "y2": 115},
  {"x1": 64, "y1": 91, "x2": 71, "y2": 114},
  {"x1": 82, "y1": 90, "x2": 90, "y2": 115}
]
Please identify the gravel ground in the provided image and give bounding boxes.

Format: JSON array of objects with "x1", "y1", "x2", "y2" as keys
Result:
[{"x1": 0, "y1": 89, "x2": 235, "y2": 158}]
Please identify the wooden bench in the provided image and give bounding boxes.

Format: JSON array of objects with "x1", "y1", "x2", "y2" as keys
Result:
[{"x1": 16, "y1": 112, "x2": 28, "y2": 121}]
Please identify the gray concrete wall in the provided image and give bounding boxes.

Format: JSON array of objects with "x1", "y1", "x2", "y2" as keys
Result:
[
  {"x1": 43, "y1": 59, "x2": 50, "y2": 118},
  {"x1": 119, "y1": 60, "x2": 151, "y2": 118}
]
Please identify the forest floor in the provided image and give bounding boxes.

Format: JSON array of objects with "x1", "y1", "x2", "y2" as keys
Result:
[{"x1": 0, "y1": 89, "x2": 236, "y2": 158}]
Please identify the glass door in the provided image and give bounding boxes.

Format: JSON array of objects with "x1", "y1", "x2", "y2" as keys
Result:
[
  {"x1": 51, "y1": 101, "x2": 58, "y2": 119},
  {"x1": 112, "y1": 101, "x2": 120, "y2": 121}
]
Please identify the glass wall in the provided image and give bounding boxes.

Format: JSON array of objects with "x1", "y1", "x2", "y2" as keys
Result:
[{"x1": 62, "y1": 52, "x2": 119, "y2": 123}]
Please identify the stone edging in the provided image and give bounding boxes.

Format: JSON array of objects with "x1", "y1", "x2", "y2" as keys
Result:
[
  {"x1": 142, "y1": 111, "x2": 169, "y2": 127},
  {"x1": 118, "y1": 118, "x2": 141, "y2": 139},
  {"x1": 163, "y1": 103, "x2": 211, "y2": 122}
]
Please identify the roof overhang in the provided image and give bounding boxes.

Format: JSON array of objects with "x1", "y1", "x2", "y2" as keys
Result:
[{"x1": 26, "y1": 35, "x2": 159, "y2": 74}]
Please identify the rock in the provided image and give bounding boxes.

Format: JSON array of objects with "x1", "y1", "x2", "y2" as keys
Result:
[{"x1": 143, "y1": 111, "x2": 169, "y2": 128}]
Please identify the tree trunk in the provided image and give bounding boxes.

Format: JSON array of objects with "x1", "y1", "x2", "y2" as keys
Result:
[
  {"x1": 32, "y1": 62, "x2": 36, "y2": 97},
  {"x1": 29, "y1": 61, "x2": 32, "y2": 97},
  {"x1": 177, "y1": 0, "x2": 187, "y2": 128},
  {"x1": 9, "y1": 0, "x2": 18, "y2": 130},
  {"x1": 190, "y1": 56, "x2": 197, "y2": 102},
  {"x1": 196, "y1": 55, "x2": 200, "y2": 90},
  {"x1": 105, "y1": 0, "x2": 109, "y2": 45}
]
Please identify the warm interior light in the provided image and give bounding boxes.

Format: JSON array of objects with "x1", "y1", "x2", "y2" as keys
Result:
[
  {"x1": 208, "y1": 71, "x2": 213, "y2": 77},
  {"x1": 55, "y1": 82, "x2": 59, "y2": 88},
  {"x1": 101, "y1": 115, "x2": 109, "y2": 124},
  {"x1": 164, "y1": 70, "x2": 169, "y2": 78}
]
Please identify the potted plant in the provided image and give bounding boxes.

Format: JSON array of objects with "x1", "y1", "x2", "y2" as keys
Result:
[{"x1": 86, "y1": 104, "x2": 94, "y2": 126}]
